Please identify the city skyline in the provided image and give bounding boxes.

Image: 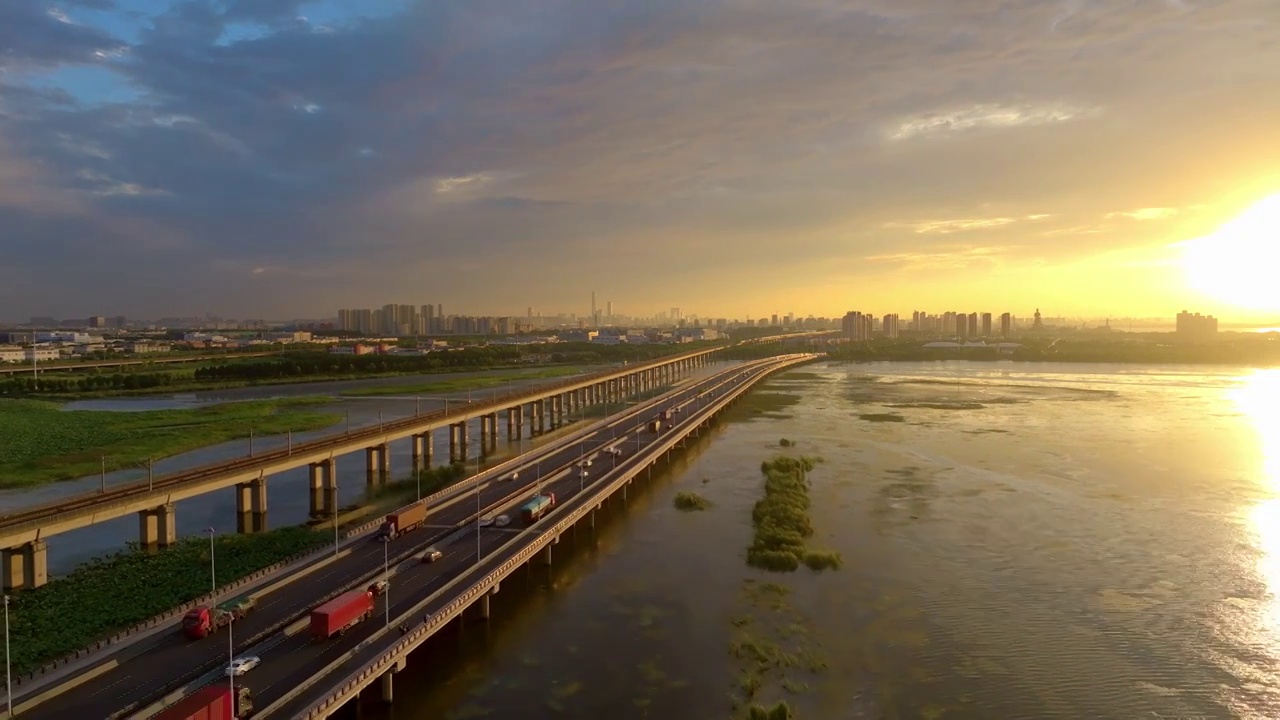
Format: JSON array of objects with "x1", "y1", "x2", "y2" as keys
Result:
[{"x1": 1, "y1": 2, "x2": 1278, "y2": 321}]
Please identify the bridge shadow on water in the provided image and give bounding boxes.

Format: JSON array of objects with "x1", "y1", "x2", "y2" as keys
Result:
[{"x1": 332, "y1": 419, "x2": 733, "y2": 720}]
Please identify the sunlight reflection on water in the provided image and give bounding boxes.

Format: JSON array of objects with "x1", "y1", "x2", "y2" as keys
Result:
[{"x1": 1233, "y1": 370, "x2": 1280, "y2": 718}]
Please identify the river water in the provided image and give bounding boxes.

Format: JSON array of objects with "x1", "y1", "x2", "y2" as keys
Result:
[
  {"x1": 6, "y1": 365, "x2": 735, "y2": 575},
  {"x1": 348, "y1": 360, "x2": 1280, "y2": 720}
]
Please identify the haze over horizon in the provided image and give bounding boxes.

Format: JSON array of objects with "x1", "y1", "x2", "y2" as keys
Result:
[{"x1": 2, "y1": 0, "x2": 1278, "y2": 322}]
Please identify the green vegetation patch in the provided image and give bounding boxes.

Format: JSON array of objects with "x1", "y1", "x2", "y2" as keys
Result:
[
  {"x1": 672, "y1": 491, "x2": 712, "y2": 511},
  {"x1": 340, "y1": 366, "x2": 591, "y2": 397},
  {"x1": 730, "y1": 392, "x2": 802, "y2": 422},
  {"x1": 747, "y1": 456, "x2": 842, "y2": 573},
  {"x1": 729, "y1": 579, "x2": 828, "y2": 719},
  {"x1": 0, "y1": 398, "x2": 339, "y2": 488},
  {"x1": 2, "y1": 526, "x2": 329, "y2": 675}
]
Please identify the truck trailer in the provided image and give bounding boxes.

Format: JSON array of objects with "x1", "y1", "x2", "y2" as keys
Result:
[
  {"x1": 153, "y1": 685, "x2": 253, "y2": 720},
  {"x1": 182, "y1": 596, "x2": 255, "y2": 640},
  {"x1": 378, "y1": 501, "x2": 428, "y2": 540},
  {"x1": 310, "y1": 589, "x2": 375, "y2": 640},
  {"x1": 520, "y1": 493, "x2": 556, "y2": 524}
]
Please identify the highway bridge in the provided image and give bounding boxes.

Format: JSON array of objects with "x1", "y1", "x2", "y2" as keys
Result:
[
  {"x1": 253, "y1": 353, "x2": 817, "y2": 719},
  {"x1": 0, "y1": 345, "x2": 732, "y2": 590},
  {"x1": 4, "y1": 352, "x2": 815, "y2": 719}
]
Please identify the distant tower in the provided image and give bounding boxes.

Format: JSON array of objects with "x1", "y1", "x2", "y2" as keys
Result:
[
  {"x1": 591, "y1": 291, "x2": 597, "y2": 327},
  {"x1": 1033, "y1": 308, "x2": 1043, "y2": 329}
]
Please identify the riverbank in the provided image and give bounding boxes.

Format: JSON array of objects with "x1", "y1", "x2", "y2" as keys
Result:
[
  {"x1": 828, "y1": 333, "x2": 1280, "y2": 365},
  {"x1": 0, "y1": 397, "x2": 339, "y2": 488}
]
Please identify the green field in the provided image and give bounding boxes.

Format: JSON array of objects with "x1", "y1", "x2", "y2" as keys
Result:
[
  {"x1": 0, "y1": 398, "x2": 340, "y2": 488},
  {"x1": 338, "y1": 365, "x2": 593, "y2": 397}
]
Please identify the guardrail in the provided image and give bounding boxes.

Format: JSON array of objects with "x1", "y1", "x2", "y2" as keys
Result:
[
  {"x1": 0, "y1": 346, "x2": 727, "y2": 534},
  {"x1": 291, "y1": 354, "x2": 817, "y2": 718}
]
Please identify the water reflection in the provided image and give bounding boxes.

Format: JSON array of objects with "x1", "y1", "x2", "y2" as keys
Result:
[{"x1": 1234, "y1": 370, "x2": 1280, "y2": 717}]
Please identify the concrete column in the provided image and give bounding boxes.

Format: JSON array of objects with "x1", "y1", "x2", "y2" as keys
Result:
[
  {"x1": 458, "y1": 421, "x2": 469, "y2": 460},
  {"x1": 449, "y1": 423, "x2": 459, "y2": 461},
  {"x1": 378, "y1": 442, "x2": 391, "y2": 484},
  {"x1": 309, "y1": 462, "x2": 326, "y2": 518},
  {"x1": 487, "y1": 413, "x2": 499, "y2": 452},
  {"x1": 235, "y1": 478, "x2": 268, "y2": 534},
  {"x1": 479, "y1": 415, "x2": 489, "y2": 449},
  {"x1": 423, "y1": 428, "x2": 433, "y2": 468},
  {"x1": 477, "y1": 592, "x2": 491, "y2": 620},
  {"x1": 379, "y1": 658, "x2": 406, "y2": 703},
  {"x1": 0, "y1": 540, "x2": 48, "y2": 590},
  {"x1": 365, "y1": 446, "x2": 379, "y2": 487},
  {"x1": 539, "y1": 544, "x2": 552, "y2": 566},
  {"x1": 322, "y1": 458, "x2": 338, "y2": 517},
  {"x1": 506, "y1": 407, "x2": 516, "y2": 440},
  {"x1": 139, "y1": 503, "x2": 177, "y2": 548},
  {"x1": 411, "y1": 434, "x2": 423, "y2": 477}
]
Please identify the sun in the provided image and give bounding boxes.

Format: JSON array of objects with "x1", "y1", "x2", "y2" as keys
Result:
[{"x1": 1180, "y1": 194, "x2": 1280, "y2": 313}]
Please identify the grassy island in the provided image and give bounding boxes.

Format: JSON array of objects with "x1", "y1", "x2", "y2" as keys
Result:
[
  {"x1": 747, "y1": 456, "x2": 842, "y2": 573},
  {"x1": 673, "y1": 491, "x2": 712, "y2": 511},
  {"x1": 0, "y1": 398, "x2": 339, "y2": 488}
]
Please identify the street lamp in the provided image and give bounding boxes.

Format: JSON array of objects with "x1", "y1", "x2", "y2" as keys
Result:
[
  {"x1": 206, "y1": 527, "x2": 217, "y2": 597},
  {"x1": 332, "y1": 483, "x2": 340, "y2": 559},
  {"x1": 228, "y1": 615, "x2": 236, "y2": 719},
  {"x1": 4, "y1": 594, "x2": 11, "y2": 717},
  {"x1": 382, "y1": 538, "x2": 390, "y2": 628},
  {"x1": 475, "y1": 455, "x2": 482, "y2": 564}
]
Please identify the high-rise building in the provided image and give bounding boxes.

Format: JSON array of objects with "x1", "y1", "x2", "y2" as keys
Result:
[
  {"x1": 981, "y1": 313, "x2": 992, "y2": 338},
  {"x1": 968, "y1": 312, "x2": 978, "y2": 338},
  {"x1": 1000, "y1": 312, "x2": 1012, "y2": 338},
  {"x1": 1176, "y1": 310, "x2": 1218, "y2": 338},
  {"x1": 842, "y1": 311, "x2": 869, "y2": 341},
  {"x1": 955, "y1": 313, "x2": 966, "y2": 338},
  {"x1": 882, "y1": 314, "x2": 900, "y2": 338}
]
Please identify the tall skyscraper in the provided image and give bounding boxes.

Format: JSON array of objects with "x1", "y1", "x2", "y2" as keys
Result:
[
  {"x1": 591, "y1": 291, "x2": 597, "y2": 327},
  {"x1": 1000, "y1": 312, "x2": 1012, "y2": 338},
  {"x1": 981, "y1": 313, "x2": 992, "y2": 338}
]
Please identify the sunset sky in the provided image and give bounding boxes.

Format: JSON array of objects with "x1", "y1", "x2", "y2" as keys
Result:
[{"x1": 1, "y1": 0, "x2": 1278, "y2": 322}]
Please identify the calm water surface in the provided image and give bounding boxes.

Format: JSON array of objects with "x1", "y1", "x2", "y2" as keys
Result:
[{"x1": 355, "y1": 361, "x2": 1280, "y2": 720}]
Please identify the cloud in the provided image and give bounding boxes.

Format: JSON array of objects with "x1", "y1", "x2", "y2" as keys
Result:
[
  {"x1": 1107, "y1": 207, "x2": 1180, "y2": 221},
  {"x1": 0, "y1": 0, "x2": 1278, "y2": 320},
  {"x1": 888, "y1": 102, "x2": 1098, "y2": 142}
]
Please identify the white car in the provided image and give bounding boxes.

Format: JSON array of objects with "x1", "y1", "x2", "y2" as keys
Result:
[
  {"x1": 506, "y1": 471, "x2": 519, "y2": 482},
  {"x1": 495, "y1": 515, "x2": 511, "y2": 528},
  {"x1": 226, "y1": 656, "x2": 261, "y2": 677},
  {"x1": 479, "y1": 517, "x2": 495, "y2": 527}
]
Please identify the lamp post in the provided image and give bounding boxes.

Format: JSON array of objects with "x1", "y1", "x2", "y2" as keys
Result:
[
  {"x1": 382, "y1": 538, "x2": 390, "y2": 628},
  {"x1": 475, "y1": 455, "x2": 482, "y2": 564},
  {"x1": 332, "y1": 482, "x2": 340, "y2": 559},
  {"x1": 206, "y1": 527, "x2": 217, "y2": 597},
  {"x1": 228, "y1": 615, "x2": 236, "y2": 718},
  {"x1": 4, "y1": 594, "x2": 11, "y2": 718}
]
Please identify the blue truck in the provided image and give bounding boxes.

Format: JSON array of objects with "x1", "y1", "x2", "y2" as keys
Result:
[{"x1": 520, "y1": 493, "x2": 556, "y2": 524}]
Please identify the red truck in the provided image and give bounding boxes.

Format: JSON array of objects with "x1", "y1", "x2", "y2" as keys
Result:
[
  {"x1": 182, "y1": 596, "x2": 255, "y2": 640},
  {"x1": 310, "y1": 589, "x2": 375, "y2": 640},
  {"x1": 154, "y1": 685, "x2": 252, "y2": 720},
  {"x1": 378, "y1": 501, "x2": 428, "y2": 540}
]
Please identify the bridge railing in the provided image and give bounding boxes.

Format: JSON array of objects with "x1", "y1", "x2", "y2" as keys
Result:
[
  {"x1": 292, "y1": 354, "x2": 817, "y2": 719},
  {"x1": 0, "y1": 345, "x2": 727, "y2": 530}
]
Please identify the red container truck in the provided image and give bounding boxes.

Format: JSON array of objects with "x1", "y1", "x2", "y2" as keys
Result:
[
  {"x1": 519, "y1": 493, "x2": 556, "y2": 524},
  {"x1": 153, "y1": 685, "x2": 252, "y2": 720},
  {"x1": 378, "y1": 501, "x2": 428, "y2": 540},
  {"x1": 309, "y1": 589, "x2": 375, "y2": 640}
]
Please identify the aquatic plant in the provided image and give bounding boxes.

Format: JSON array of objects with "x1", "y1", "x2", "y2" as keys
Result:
[
  {"x1": 673, "y1": 491, "x2": 712, "y2": 511},
  {"x1": 746, "y1": 456, "x2": 841, "y2": 573}
]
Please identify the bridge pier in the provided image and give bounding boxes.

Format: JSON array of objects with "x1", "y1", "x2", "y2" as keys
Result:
[
  {"x1": 309, "y1": 460, "x2": 336, "y2": 518},
  {"x1": 2, "y1": 540, "x2": 48, "y2": 590},
  {"x1": 410, "y1": 431, "x2": 432, "y2": 477},
  {"x1": 138, "y1": 503, "x2": 177, "y2": 548},
  {"x1": 539, "y1": 544, "x2": 552, "y2": 566},
  {"x1": 379, "y1": 657, "x2": 407, "y2": 703},
  {"x1": 506, "y1": 407, "x2": 518, "y2": 441},
  {"x1": 235, "y1": 477, "x2": 268, "y2": 534},
  {"x1": 449, "y1": 422, "x2": 468, "y2": 461}
]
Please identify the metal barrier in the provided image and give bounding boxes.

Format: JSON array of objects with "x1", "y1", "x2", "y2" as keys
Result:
[{"x1": 290, "y1": 354, "x2": 817, "y2": 718}]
